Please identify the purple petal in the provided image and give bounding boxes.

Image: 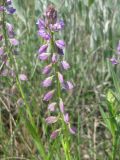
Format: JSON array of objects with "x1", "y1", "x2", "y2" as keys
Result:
[
  {"x1": 42, "y1": 76, "x2": 53, "y2": 88},
  {"x1": 42, "y1": 64, "x2": 52, "y2": 74},
  {"x1": 69, "y1": 126, "x2": 76, "y2": 135},
  {"x1": 49, "y1": 20, "x2": 64, "y2": 32},
  {"x1": 48, "y1": 102, "x2": 56, "y2": 112},
  {"x1": 58, "y1": 72, "x2": 64, "y2": 83},
  {"x1": 63, "y1": 81, "x2": 74, "y2": 90},
  {"x1": 50, "y1": 129, "x2": 60, "y2": 139},
  {"x1": 117, "y1": 41, "x2": 120, "y2": 54},
  {"x1": 38, "y1": 53, "x2": 50, "y2": 61},
  {"x1": 55, "y1": 40, "x2": 65, "y2": 49},
  {"x1": 36, "y1": 19, "x2": 45, "y2": 29},
  {"x1": 43, "y1": 90, "x2": 55, "y2": 101},
  {"x1": 0, "y1": 6, "x2": 4, "y2": 12},
  {"x1": 45, "y1": 116, "x2": 58, "y2": 124},
  {"x1": 110, "y1": 57, "x2": 118, "y2": 65},
  {"x1": 19, "y1": 74, "x2": 28, "y2": 81},
  {"x1": 7, "y1": 7, "x2": 16, "y2": 14},
  {"x1": 38, "y1": 44, "x2": 48, "y2": 54},
  {"x1": 0, "y1": 47, "x2": 4, "y2": 56},
  {"x1": 52, "y1": 53, "x2": 58, "y2": 63},
  {"x1": 59, "y1": 98, "x2": 64, "y2": 113},
  {"x1": 10, "y1": 38, "x2": 19, "y2": 46},
  {"x1": 64, "y1": 113, "x2": 69, "y2": 124},
  {"x1": 6, "y1": 23, "x2": 14, "y2": 38},
  {"x1": 38, "y1": 29, "x2": 51, "y2": 40},
  {"x1": 0, "y1": 34, "x2": 3, "y2": 41},
  {"x1": 61, "y1": 60, "x2": 70, "y2": 70},
  {"x1": 6, "y1": 0, "x2": 12, "y2": 5}
]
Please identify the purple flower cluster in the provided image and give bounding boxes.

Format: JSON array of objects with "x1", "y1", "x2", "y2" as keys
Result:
[
  {"x1": 0, "y1": 1, "x2": 23, "y2": 78},
  {"x1": 110, "y1": 41, "x2": 120, "y2": 65},
  {"x1": 37, "y1": 5, "x2": 75, "y2": 139},
  {"x1": 0, "y1": 0, "x2": 16, "y2": 14}
]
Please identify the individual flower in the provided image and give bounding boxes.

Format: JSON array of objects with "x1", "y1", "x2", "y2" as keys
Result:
[
  {"x1": 64, "y1": 113, "x2": 69, "y2": 124},
  {"x1": 110, "y1": 57, "x2": 118, "y2": 65},
  {"x1": 117, "y1": 41, "x2": 120, "y2": 54},
  {"x1": 0, "y1": 34, "x2": 3, "y2": 41},
  {"x1": 69, "y1": 126, "x2": 76, "y2": 135},
  {"x1": 6, "y1": 23, "x2": 14, "y2": 38},
  {"x1": 63, "y1": 81, "x2": 74, "y2": 90},
  {"x1": 49, "y1": 20, "x2": 64, "y2": 32},
  {"x1": 45, "y1": 116, "x2": 58, "y2": 124},
  {"x1": 38, "y1": 44, "x2": 48, "y2": 54},
  {"x1": 52, "y1": 53, "x2": 58, "y2": 63},
  {"x1": 58, "y1": 72, "x2": 64, "y2": 83},
  {"x1": 36, "y1": 18, "x2": 45, "y2": 29},
  {"x1": 50, "y1": 129, "x2": 60, "y2": 139},
  {"x1": 59, "y1": 98, "x2": 64, "y2": 113},
  {"x1": 48, "y1": 102, "x2": 56, "y2": 112},
  {"x1": 0, "y1": 6, "x2": 4, "y2": 12},
  {"x1": 42, "y1": 76, "x2": 53, "y2": 88},
  {"x1": 0, "y1": 47, "x2": 4, "y2": 56},
  {"x1": 6, "y1": 0, "x2": 12, "y2": 5},
  {"x1": 7, "y1": 7, "x2": 16, "y2": 14},
  {"x1": 10, "y1": 38, "x2": 19, "y2": 46},
  {"x1": 19, "y1": 74, "x2": 28, "y2": 81},
  {"x1": 38, "y1": 52, "x2": 50, "y2": 61},
  {"x1": 55, "y1": 40, "x2": 65, "y2": 50},
  {"x1": 38, "y1": 29, "x2": 51, "y2": 40},
  {"x1": 61, "y1": 60, "x2": 70, "y2": 70},
  {"x1": 45, "y1": 4, "x2": 57, "y2": 24},
  {"x1": 42, "y1": 64, "x2": 52, "y2": 74},
  {"x1": 43, "y1": 90, "x2": 55, "y2": 101}
]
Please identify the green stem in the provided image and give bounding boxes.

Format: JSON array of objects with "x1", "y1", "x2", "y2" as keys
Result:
[
  {"x1": 50, "y1": 32, "x2": 71, "y2": 160},
  {"x1": 112, "y1": 133, "x2": 118, "y2": 160}
]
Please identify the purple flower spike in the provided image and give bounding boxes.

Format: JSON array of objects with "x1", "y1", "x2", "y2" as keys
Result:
[
  {"x1": 19, "y1": 74, "x2": 28, "y2": 81},
  {"x1": 36, "y1": 19, "x2": 45, "y2": 29},
  {"x1": 45, "y1": 116, "x2": 58, "y2": 124},
  {"x1": 110, "y1": 57, "x2": 118, "y2": 65},
  {"x1": 69, "y1": 126, "x2": 76, "y2": 135},
  {"x1": 7, "y1": 7, "x2": 16, "y2": 14},
  {"x1": 10, "y1": 38, "x2": 19, "y2": 46},
  {"x1": 0, "y1": 47, "x2": 4, "y2": 56},
  {"x1": 59, "y1": 98, "x2": 64, "y2": 113},
  {"x1": 61, "y1": 60, "x2": 70, "y2": 70},
  {"x1": 38, "y1": 29, "x2": 51, "y2": 40},
  {"x1": 58, "y1": 72, "x2": 64, "y2": 83},
  {"x1": 50, "y1": 129, "x2": 60, "y2": 139},
  {"x1": 48, "y1": 102, "x2": 56, "y2": 112},
  {"x1": 38, "y1": 52, "x2": 50, "y2": 61},
  {"x1": 39, "y1": 44, "x2": 48, "y2": 54},
  {"x1": 117, "y1": 41, "x2": 120, "y2": 54},
  {"x1": 42, "y1": 64, "x2": 52, "y2": 74},
  {"x1": 64, "y1": 113, "x2": 69, "y2": 124},
  {"x1": 52, "y1": 53, "x2": 58, "y2": 63},
  {"x1": 55, "y1": 40, "x2": 65, "y2": 49},
  {"x1": 42, "y1": 76, "x2": 53, "y2": 88},
  {"x1": 43, "y1": 90, "x2": 55, "y2": 101}
]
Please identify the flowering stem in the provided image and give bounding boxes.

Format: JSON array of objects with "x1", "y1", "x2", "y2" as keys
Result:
[
  {"x1": 2, "y1": 4, "x2": 47, "y2": 160},
  {"x1": 50, "y1": 32, "x2": 71, "y2": 160}
]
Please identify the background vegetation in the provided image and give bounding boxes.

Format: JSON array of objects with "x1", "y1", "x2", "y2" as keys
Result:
[{"x1": 1, "y1": 0, "x2": 120, "y2": 159}]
